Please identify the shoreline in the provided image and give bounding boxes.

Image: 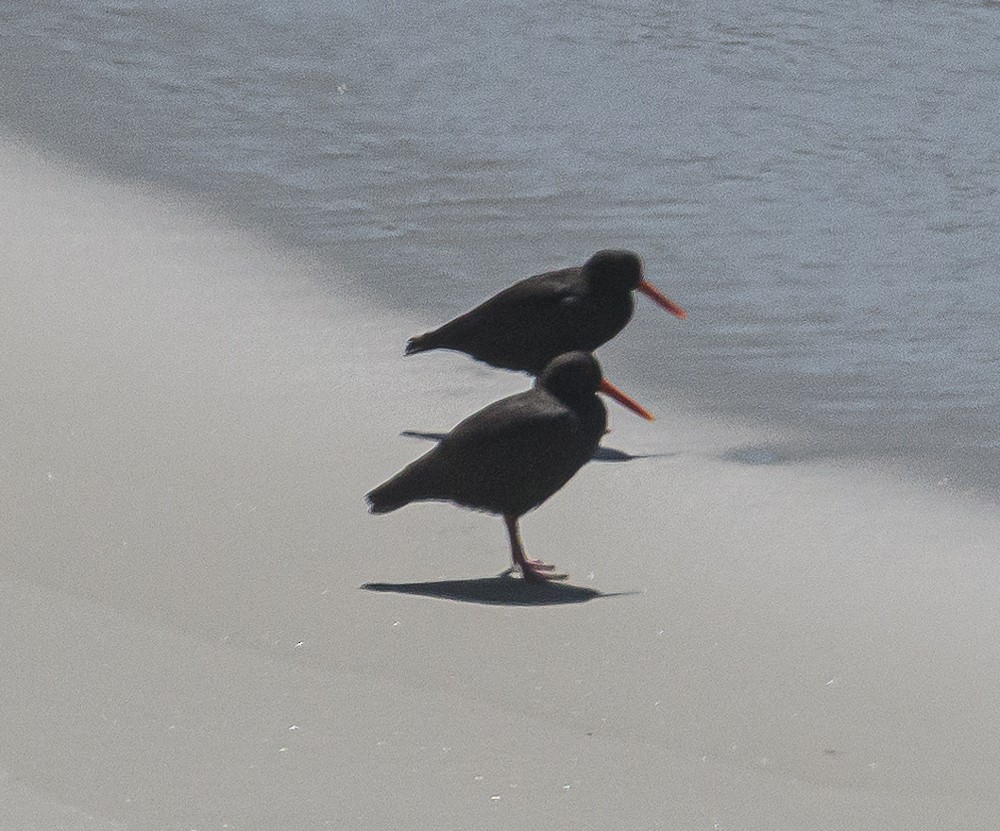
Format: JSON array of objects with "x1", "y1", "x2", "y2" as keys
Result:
[{"x1": 5, "y1": 135, "x2": 1000, "y2": 828}]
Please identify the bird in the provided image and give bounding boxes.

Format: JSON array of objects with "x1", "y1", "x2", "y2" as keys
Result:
[
  {"x1": 366, "y1": 352, "x2": 646, "y2": 581},
  {"x1": 405, "y1": 249, "x2": 686, "y2": 376}
]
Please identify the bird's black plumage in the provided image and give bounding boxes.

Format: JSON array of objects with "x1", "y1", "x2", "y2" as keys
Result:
[
  {"x1": 405, "y1": 250, "x2": 679, "y2": 375},
  {"x1": 366, "y1": 352, "x2": 611, "y2": 580},
  {"x1": 368, "y1": 352, "x2": 606, "y2": 516}
]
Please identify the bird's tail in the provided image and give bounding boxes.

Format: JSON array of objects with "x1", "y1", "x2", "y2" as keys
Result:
[
  {"x1": 366, "y1": 474, "x2": 414, "y2": 514},
  {"x1": 404, "y1": 330, "x2": 439, "y2": 356}
]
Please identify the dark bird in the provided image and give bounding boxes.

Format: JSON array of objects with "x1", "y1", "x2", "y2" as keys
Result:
[
  {"x1": 404, "y1": 250, "x2": 685, "y2": 418},
  {"x1": 366, "y1": 352, "x2": 646, "y2": 581}
]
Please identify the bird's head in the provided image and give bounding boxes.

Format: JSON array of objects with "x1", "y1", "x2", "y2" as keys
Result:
[
  {"x1": 583, "y1": 249, "x2": 644, "y2": 291},
  {"x1": 583, "y1": 249, "x2": 687, "y2": 319},
  {"x1": 538, "y1": 352, "x2": 654, "y2": 421}
]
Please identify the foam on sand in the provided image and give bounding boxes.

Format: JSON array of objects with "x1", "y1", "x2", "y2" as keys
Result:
[{"x1": 4, "y1": 135, "x2": 1000, "y2": 829}]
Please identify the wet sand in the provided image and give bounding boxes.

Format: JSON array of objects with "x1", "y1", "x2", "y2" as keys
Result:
[{"x1": 3, "y1": 137, "x2": 1000, "y2": 829}]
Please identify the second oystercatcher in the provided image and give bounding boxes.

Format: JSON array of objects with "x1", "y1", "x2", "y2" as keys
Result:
[
  {"x1": 405, "y1": 249, "x2": 685, "y2": 374},
  {"x1": 366, "y1": 352, "x2": 644, "y2": 581}
]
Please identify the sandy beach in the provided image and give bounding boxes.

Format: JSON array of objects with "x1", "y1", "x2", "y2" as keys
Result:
[{"x1": 4, "y1": 136, "x2": 1000, "y2": 829}]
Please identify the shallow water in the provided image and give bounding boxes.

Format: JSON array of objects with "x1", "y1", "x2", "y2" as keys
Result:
[{"x1": 3, "y1": 0, "x2": 999, "y2": 494}]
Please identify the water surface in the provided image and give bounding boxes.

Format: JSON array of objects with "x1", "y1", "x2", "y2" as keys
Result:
[{"x1": 3, "y1": 0, "x2": 998, "y2": 494}]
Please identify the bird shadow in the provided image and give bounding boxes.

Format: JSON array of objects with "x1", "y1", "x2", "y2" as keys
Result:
[
  {"x1": 400, "y1": 430, "x2": 675, "y2": 463},
  {"x1": 362, "y1": 571, "x2": 639, "y2": 606}
]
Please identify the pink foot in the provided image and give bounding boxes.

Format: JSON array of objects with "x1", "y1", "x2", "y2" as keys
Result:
[
  {"x1": 522, "y1": 557, "x2": 556, "y2": 570},
  {"x1": 521, "y1": 562, "x2": 568, "y2": 582}
]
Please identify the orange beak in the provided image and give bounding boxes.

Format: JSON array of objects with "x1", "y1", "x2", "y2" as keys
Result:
[
  {"x1": 638, "y1": 279, "x2": 687, "y2": 319},
  {"x1": 598, "y1": 378, "x2": 656, "y2": 421}
]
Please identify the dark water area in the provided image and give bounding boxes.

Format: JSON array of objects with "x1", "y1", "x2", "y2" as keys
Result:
[{"x1": 3, "y1": 0, "x2": 999, "y2": 496}]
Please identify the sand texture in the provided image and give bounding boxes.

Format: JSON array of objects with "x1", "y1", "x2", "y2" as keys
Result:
[{"x1": 3, "y1": 138, "x2": 1000, "y2": 829}]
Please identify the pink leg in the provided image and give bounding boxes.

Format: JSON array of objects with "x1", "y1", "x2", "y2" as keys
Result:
[{"x1": 503, "y1": 514, "x2": 567, "y2": 582}]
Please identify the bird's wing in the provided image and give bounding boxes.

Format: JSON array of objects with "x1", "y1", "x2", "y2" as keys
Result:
[
  {"x1": 429, "y1": 392, "x2": 585, "y2": 496},
  {"x1": 419, "y1": 270, "x2": 585, "y2": 370},
  {"x1": 443, "y1": 391, "x2": 576, "y2": 453},
  {"x1": 467, "y1": 268, "x2": 582, "y2": 324}
]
